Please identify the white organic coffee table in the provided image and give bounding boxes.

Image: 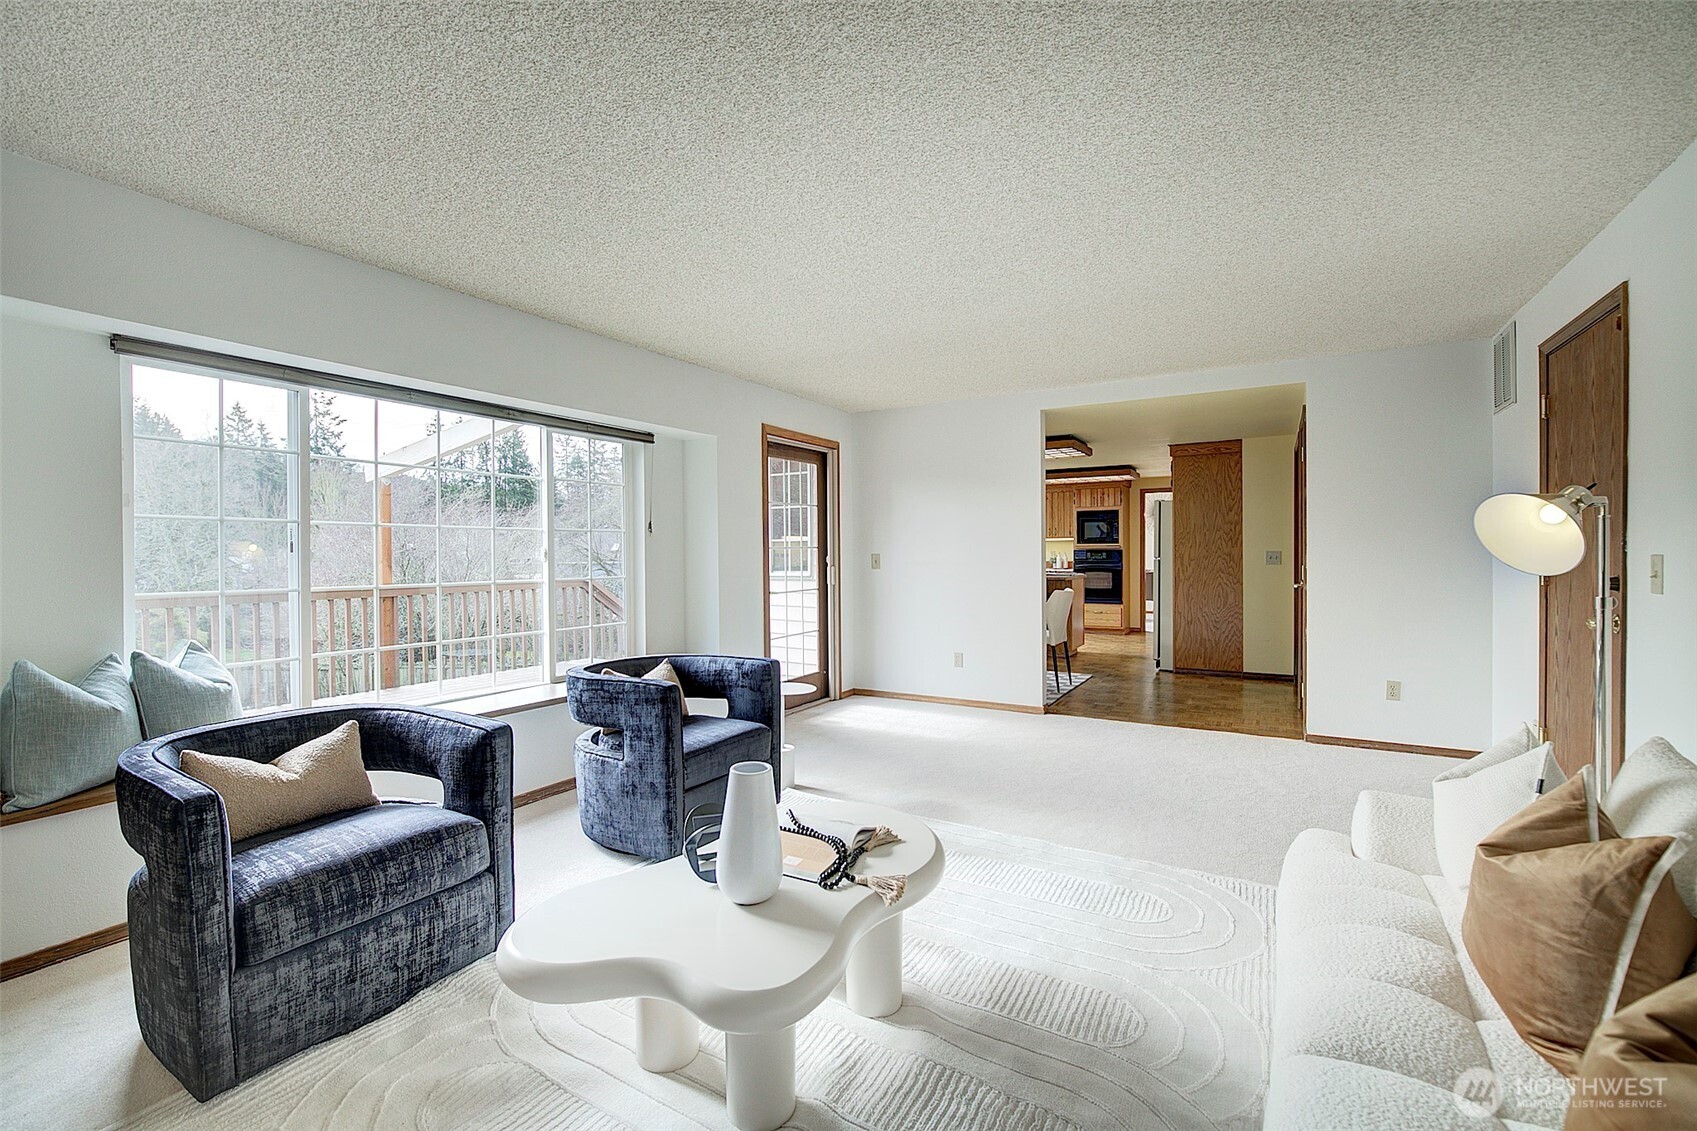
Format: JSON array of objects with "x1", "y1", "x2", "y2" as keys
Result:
[{"x1": 496, "y1": 800, "x2": 944, "y2": 1131}]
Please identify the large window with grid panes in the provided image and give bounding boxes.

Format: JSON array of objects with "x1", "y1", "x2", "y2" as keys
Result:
[{"x1": 126, "y1": 359, "x2": 638, "y2": 711}]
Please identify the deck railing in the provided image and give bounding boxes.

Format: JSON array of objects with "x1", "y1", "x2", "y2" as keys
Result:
[{"x1": 133, "y1": 579, "x2": 625, "y2": 704}]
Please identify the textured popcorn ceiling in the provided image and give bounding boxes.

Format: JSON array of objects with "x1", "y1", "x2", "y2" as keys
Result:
[{"x1": 3, "y1": 4, "x2": 1695, "y2": 412}]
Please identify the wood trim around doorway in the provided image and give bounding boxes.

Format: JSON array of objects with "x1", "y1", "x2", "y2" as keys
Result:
[
  {"x1": 1133, "y1": 484, "x2": 1171, "y2": 634},
  {"x1": 761, "y1": 425, "x2": 842, "y2": 709}
]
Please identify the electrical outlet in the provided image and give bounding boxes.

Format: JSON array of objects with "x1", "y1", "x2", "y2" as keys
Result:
[
  {"x1": 1386, "y1": 680, "x2": 1402, "y2": 702},
  {"x1": 1265, "y1": 550, "x2": 1282, "y2": 566},
  {"x1": 870, "y1": 553, "x2": 881, "y2": 570},
  {"x1": 953, "y1": 652, "x2": 964, "y2": 668}
]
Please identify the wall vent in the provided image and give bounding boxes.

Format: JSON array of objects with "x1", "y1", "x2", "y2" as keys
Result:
[{"x1": 1492, "y1": 321, "x2": 1517, "y2": 413}]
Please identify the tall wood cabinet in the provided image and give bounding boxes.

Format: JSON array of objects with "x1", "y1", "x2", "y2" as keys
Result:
[{"x1": 1170, "y1": 440, "x2": 1244, "y2": 672}]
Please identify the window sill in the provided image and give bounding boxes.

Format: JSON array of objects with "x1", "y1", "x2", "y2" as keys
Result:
[
  {"x1": 0, "y1": 688, "x2": 571, "y2": 829},
  {"x1": 0, "y1": 783, "x2": 117, "y2": 828},
  {"x1": 440, "y1": 683, "x2": 571, "y2": 719}
]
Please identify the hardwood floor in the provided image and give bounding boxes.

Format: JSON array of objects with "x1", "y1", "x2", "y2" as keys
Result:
[{"x1": 1046, "y1": 630, "x2": 1303, "y2": 739}]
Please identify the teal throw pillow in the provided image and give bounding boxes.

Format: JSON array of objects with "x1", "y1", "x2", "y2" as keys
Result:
[
  {"x1": 130, "y1": 641, "x2": 244, "y2": 738},
  {"x1": 0, "y1": 654, "x2": 143, "y2": 812}
]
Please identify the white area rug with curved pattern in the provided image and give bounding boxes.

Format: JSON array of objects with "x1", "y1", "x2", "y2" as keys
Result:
[{"x1": 120, "y1": 809, "x2": 1272, "y2": 1130}]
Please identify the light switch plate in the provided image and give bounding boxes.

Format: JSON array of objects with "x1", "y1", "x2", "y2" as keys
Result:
[
  {"x1": 1265, "y1": 550, "x2": 1282, "y2": 565},
  {"x1": 870, "y1": 553, "x2": 881, "y2": 570},
  {"x1": 1650, "y1": 554, "x2": 1664, "y2": 595}
]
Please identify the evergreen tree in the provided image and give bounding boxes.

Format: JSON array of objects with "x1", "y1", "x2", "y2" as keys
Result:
[
  {"x1": 310, "y1": 392, "x2": 348, "y2": 457},
  {"x1": 133, "y1": 400, "x2": 183, "y2": 439}
]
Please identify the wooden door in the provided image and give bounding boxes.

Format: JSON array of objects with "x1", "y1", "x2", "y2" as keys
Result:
[
  {"x1": 1171, "y1": 440, "x2": 1244, "y2": 673},
  {"x1": 1540, "y1": 284, "x2": 1628, "y2": 779},
  {"x1": 764, "y1": 430, "x2": 837, "y2": 708},
  {"x1": 1293, "y1": 411, "x2": 1307, "y2": 722}
]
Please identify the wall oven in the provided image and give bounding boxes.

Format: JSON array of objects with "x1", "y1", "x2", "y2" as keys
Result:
[
  {"x1": 1073, "y1": 548, "x2": 1124, "y2": 604},
  {"x1": 1076, "y1": 508, "x2": 1120, "y2": 546}
]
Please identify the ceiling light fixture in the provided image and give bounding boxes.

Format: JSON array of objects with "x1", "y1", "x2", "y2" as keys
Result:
[
  {"x1": 1044, "y1": 435, "x2": 1092, "y2": 459},
  {"x1": 1045, "y1": 464, "x2": 1139, "y2": 483}
]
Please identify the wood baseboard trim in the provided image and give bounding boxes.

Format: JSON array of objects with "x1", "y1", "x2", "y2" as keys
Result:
[
  {"x1": 1173, "y1": 668, "x2": 1294, "y2": 682},
  {"x1": 842, "y1": 688, "x2": 1044, "y2": 715},
  {"x1": 1, "y1": 923, "x2": 128, "y2": 982},
  {"x1": 1306, "y1": 733, "x2": 1477, "y2": 759},
  {"x1": 514, "y1": 777, "x2": 575, "y2": 807},
  {"x1": 1, "y1": 777, "x2": 578, "y2": 983}
]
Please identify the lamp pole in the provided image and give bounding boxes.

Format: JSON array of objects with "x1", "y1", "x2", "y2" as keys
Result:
[{"x1": 1586, "y1": 496, "x2": 1613, "y2": 794}]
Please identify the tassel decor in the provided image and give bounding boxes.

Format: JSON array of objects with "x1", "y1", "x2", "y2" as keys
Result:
[{"x1": 852, "y1": 871, "x2": 908, "y2": 905}]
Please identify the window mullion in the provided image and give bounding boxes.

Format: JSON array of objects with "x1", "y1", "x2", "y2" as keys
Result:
[
  {"x1": 295, "y1": 389, "x2": 313, "y2": 708},
  {"x1": 213, "y1": 379, "x2": 226, "y2": 663},
  {"x1": 629, "y1": 442, "x2": 645, "y2": 656},
  {"x1": 542, "y1": 432, "x2": 560, "y2": 683}
]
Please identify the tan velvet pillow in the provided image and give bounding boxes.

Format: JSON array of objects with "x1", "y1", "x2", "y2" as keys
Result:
[
  {"x1": 599, "y1": 660, "x2": 690, "y2": 717},
  {"x1": 1463, "y1": 771, "x2": 1697, "y2": 1076},
  {"x1": 180, "y1": 720, "x2": 378, "y2": 842},
  {"x1": 1566, "y1": 975, "x2": 1697, "y2": 1130}
]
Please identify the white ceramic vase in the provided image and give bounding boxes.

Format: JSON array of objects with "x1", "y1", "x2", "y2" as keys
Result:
[{"x1": 717, "y1": 761, "x2": 782, "y2": 905}]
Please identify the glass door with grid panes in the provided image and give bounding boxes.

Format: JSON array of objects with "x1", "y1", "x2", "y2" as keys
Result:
[{"x1": 765, "y1": 441, "x2": 829, "y2": 706}]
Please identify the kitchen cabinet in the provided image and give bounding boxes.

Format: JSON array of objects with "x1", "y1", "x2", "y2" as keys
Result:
[
  {"x1": 1073, "y1": 485, "x2": 1125, "y2": 510},
  {"x1": 1045, "y1": 483, "x2": 1130, "y2": 539},
  {"x1": 1044, "y1": 486, "x2": 1077, "y2": 539},
  {"x1": 1084, "y1": 603, "x2": 1124, "y2": 630}
]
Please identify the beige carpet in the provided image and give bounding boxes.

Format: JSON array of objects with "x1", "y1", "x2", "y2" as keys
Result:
[
  {"x1": 0, "y1": 700, "x2": 1447, "y2": 1129},
  {"x1": 74, "y1": 813, "x2": 1273, "y2": 1131},
  {"x1": 788, "y1": 698, "x2": 1446, "y2": 884}
]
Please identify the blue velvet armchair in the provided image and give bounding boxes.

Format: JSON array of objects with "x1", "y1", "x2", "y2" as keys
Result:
[
  {"x1": 115, "y1": 705, "x2": 514, "y2": 1101},
  {"x1": 566, "y1": 654, "x2": 781, "y2": 859}
]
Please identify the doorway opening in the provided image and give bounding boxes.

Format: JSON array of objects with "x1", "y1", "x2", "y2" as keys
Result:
[
  {"x1": 1040, "y1": 386, "x2": 1306, "y2": 740},
  {"x1": 763, "y1": 425, "x2": 840, "y2": 710}
]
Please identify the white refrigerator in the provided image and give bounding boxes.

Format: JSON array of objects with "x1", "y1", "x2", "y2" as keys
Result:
[{"x1": 1152, "y1": 500, "x2": 1175, "y2": 671}]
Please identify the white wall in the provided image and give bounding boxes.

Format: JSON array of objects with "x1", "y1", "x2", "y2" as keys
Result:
[
  {"x1": 850, "y1": 395, "x2": 1042, "y2": 706},
  {"x1": 0, "y1": 151, "x2": 854, "y2": 668},
  {"x1": 851, "y1": 339, "x2": 1494, "y2": 750},
  {"x1": 1242, "y1": 434, "x2": 1296, "y2": 677},
  {"x1": 1491, "y1": 140, "x2": 1697, "y2": 757},
  {"x1": 0, "y1": 151, "x2": 854, "y2": 961}
]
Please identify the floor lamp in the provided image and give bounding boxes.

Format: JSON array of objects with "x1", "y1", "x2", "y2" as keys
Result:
[{"x1": 1473, "y1": 485, "x2": 1616, "y2": 792}]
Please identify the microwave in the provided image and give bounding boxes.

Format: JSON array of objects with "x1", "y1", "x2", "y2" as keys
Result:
[{"x1": 1076, "y1": 508, "x2": 1119, "y2": 545}]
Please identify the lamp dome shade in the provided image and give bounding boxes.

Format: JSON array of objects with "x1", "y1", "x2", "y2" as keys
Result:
[{"x1": 1473, "y1": 493, "x2": 1585, "y2": 576}]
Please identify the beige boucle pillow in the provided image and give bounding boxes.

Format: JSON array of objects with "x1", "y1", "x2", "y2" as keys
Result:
[{"x1": 180, "y1": 720, "x2": 378, "y2": 842}]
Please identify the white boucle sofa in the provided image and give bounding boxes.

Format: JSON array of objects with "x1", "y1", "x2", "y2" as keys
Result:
[{"x1": 1264, "y1": 790, "x2": 1568, "y2": 1131}]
